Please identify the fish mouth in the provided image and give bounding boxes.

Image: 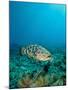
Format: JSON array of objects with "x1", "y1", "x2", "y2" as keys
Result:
[
  {"x1": 43, "y1": 54, "x2": 52, "y2": 61},
  {"x1": 35, "y1": 52, "x2": 52, "y2": 61},
  {"x1": 36, "y1": 54, "x2": 52, "y2": 61},
  {"x1": 45, "y1": 57, "x2": 52, "y2": 61}
]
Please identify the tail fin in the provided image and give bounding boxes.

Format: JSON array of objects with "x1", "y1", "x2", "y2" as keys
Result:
[{"x1": 19, "y1": 47, "x2": 26, "y2": 56}]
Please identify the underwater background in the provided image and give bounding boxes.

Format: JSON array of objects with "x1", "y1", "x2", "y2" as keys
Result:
[{"x1": 9, "y1": 1, "x2": 66, "y2": 89}]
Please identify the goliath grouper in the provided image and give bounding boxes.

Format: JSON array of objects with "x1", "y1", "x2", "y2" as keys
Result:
[{"x1": 20, "y1": 44, "x2": 52, "y2": 61}]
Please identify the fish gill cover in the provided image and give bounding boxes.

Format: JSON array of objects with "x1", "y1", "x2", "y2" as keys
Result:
[{"x1": 9, "y1": 1, "x2": 66, "y2": 89}]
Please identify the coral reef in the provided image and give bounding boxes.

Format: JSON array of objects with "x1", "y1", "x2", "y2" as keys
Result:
[{"x1": 9, "y1": 47, "x2": 66, "y2": 89}]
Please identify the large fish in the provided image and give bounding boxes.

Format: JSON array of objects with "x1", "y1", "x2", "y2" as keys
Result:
[{"x1": 20, "y1": 44, "x2": 52, "y2": 61}]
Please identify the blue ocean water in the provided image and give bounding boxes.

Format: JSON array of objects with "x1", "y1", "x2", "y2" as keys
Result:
[
  {"x1": 10, "y1": 1, "x2": 66, "y2": 49},
  {"x1": 9, "y1": 1, "x2": 66, "y2": 89}
]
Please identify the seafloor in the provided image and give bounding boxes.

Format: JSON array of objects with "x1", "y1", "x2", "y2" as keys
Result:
[{"x1": 9, "y1": 47, "x2": 66, "y2": 89}]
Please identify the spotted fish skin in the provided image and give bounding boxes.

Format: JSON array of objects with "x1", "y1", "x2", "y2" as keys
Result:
[
  {"x1": 20, "y1": 44, "x2": 52, "y2": 61},
  {"x1": 20, "y1": 44, "x2": 38, "y2": 55}
]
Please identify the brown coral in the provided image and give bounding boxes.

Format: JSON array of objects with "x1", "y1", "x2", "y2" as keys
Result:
[{"x1": 18, "y1": 75, "x2": 32, "y2": 88}]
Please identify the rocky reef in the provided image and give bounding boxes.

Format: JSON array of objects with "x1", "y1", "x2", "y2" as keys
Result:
[{"x1": 9, "y1": 45, "x2": 66, "y2": 89}]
